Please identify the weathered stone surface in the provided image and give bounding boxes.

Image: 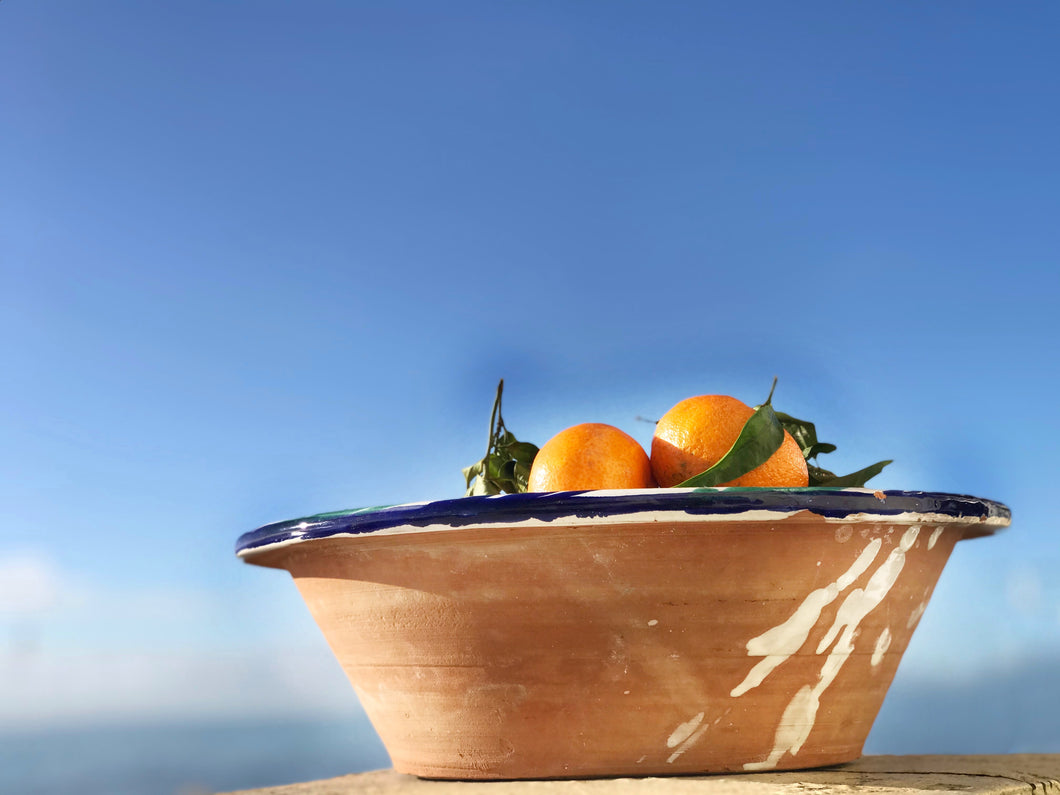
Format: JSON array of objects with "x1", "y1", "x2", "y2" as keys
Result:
[{"x1": 223, "y1": 755, "x2": 1060, "y2": 795}]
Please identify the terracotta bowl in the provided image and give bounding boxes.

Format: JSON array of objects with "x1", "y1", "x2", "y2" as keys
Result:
[{"x1": 236, "y1": 488, "x2": 1009, "y2": 780}]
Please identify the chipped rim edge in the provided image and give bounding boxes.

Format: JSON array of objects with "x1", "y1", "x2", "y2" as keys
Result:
[{"x1": 235, "y1": 488, "x2": 1011, "y2": 560}]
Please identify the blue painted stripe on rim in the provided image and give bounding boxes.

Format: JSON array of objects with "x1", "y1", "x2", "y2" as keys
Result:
[{"x1": 235, "y1": 489, "x2": 1011, "y2": 557}]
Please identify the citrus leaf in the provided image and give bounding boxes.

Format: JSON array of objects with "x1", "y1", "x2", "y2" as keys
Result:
[
  {"x1": 462, "y1": 461, "x2": 485, "y2": 489},
  {"x1": 505, "y1": 441, "x2": 540, "y2": 464},
  {"x1": 805, "y1": 441, "x2": 838, "y2": 458},
  {"x1": 775, "y1": 411, "x2": 836, "y2": 461},
  {"x1": 677, "y1": 401, "x2": 785, "y2": 488},
  {"x1": 807, "y1": 464, "x2": 837, "y2": 483},
  {"x1": 811, "y1": 460, "x2": 893, "y2": 488},
  {"x1": 467, "y1": 476, "x2": 498, "y2": 496}
]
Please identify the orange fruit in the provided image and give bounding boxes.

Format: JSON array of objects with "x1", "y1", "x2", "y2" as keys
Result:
[
  {"x1": 650, "y1": 395, "x2": 809, "y2": 488},
  {"x1": 527, "y1": 423, "x2": 656, "y2": 492}
]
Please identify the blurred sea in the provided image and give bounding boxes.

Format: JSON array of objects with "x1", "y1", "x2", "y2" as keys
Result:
[
  {"x1": 0, "y1": 717, "x2": 391, "y2": 795},
  {"x1": 4, "y1": 656, "x2": 1058, "y2": 795}
]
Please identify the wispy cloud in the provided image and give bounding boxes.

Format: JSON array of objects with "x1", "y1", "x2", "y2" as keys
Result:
[
  {"x1": 0, "y1": 553, "x2": 61, "y2": 614},
  {"x1": 0, "y1": 551, "x2": 355, "y2": 730},
  {"x1": 0, "y1": 644, "x2": 360, "y2": 731}
]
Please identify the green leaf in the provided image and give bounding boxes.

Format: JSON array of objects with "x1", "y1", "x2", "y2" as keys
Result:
[
  {"x1": 467, "y1": 476, "x2": 498, "y2": 496},
  {"x1": 677, "y1": 388, "x2": 785, "y2": 488},
  {"x1": 777, "y1": 406, "x2": 890, "y2": 487},
  {"x1": 807, "y1": 464, "x2": 837, "y2": 483},
  {"x1": 462, "y1": 461, "x2": 485, "y2": 489},
  {"x1": 774, "y1": 411, "x2": 836, "y2": 461},
  {"x1": 505, "y1": 441, "x2": 540, "y2": 464},
  {"x1": 811, "y1": 460, "x2": 893, "y2": 488},
  {"x1": 463, "y1": 379, "x2": 540, "y2": 496},
  {"x1": 805, "y1": 441, "x2": 838, "y2": 458}
]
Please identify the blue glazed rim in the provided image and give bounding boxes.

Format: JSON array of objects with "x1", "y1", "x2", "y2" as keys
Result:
[{"x1": 236, "y1": 488, "x2": 1010, "y2": 559}]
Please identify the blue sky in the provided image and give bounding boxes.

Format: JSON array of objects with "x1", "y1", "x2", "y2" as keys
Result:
[{"x1": 2, "y1": 0, "x2": 1058, "y2": 755}]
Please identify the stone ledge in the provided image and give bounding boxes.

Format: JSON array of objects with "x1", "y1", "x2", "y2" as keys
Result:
[{"x1": 224, "y1": 754, "x2": 1060, "y2": 795}]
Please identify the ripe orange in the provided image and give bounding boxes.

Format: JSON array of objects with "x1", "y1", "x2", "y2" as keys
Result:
[
  {"x1": 650, "y1": 395, "x2": 809, "y2": 488},
  {"x1": 527, "y1": 423, "x2": 656, "y2": 492}
]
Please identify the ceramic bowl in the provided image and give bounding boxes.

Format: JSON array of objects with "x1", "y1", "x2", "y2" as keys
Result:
[{"x1": 236, "y1": 488, "x2": 1009, "y2": 780}]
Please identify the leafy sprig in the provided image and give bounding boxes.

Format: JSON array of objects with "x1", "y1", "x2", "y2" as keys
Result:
[
  {"x1": 774, "y1": 411, "x2": 892, "y2": 487},
  {"x1": 463, "y1": 380, "x2": 540, "y2": 496}
]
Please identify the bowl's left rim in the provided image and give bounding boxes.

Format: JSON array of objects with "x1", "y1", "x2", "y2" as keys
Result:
[{"x1": 235, "y1": 488, "x2": 1011, "y2": 559}]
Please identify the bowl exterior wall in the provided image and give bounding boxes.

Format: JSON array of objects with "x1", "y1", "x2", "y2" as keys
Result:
[{"x1": 280, "y1": 517, "x2": 957, "y2": 779}]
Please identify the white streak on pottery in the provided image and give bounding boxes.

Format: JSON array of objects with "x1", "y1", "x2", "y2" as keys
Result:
[
  {"x1": 666, "y1": 711, "x2": 708, "y2": 763},
  {"x1": 743, "y1": 687, "x2": 817, "y2": 771},
  {"x1": 648, "y1": 619, "x2": 659, "y2": 626},
  {"x1": 815, "y1": 527, "x2": 917, "y2": 655},
  {"x1": 928, "y1": 526, "x2": 944, "y2": 549},
  {"x1": 729, "y1": 539, "x2": 882, "y2": 698},
  {"x1": 743, "y1": 527, "x2": 920, "y2": 771},
  {"x1": 907, "y1": 599, "x2": 929, "y2": 628},
  {"x1": 871, "y1": 627, "x2": 892, "y2": 667},
  {"x1": 667, "y1": 712, "x2": 705, "y2": 748}
]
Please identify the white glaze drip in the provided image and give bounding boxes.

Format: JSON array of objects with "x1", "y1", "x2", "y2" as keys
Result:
[
  {"x1": 730, "y1": 539, "x2": 882, "y2": 698},
  {"x1": 871, "y1": 627, "x2": 892, "y2": 667},
  {"x1": 739, "y1": 527, "x2": 919, "y2": 771},
  {"x1": 666, "y1": 711, "x2": 708, "y2": 763}
]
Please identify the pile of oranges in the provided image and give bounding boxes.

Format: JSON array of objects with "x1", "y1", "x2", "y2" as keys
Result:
[{"x1": 526, "y1": 394, "x2": 809, "y2": 492}]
